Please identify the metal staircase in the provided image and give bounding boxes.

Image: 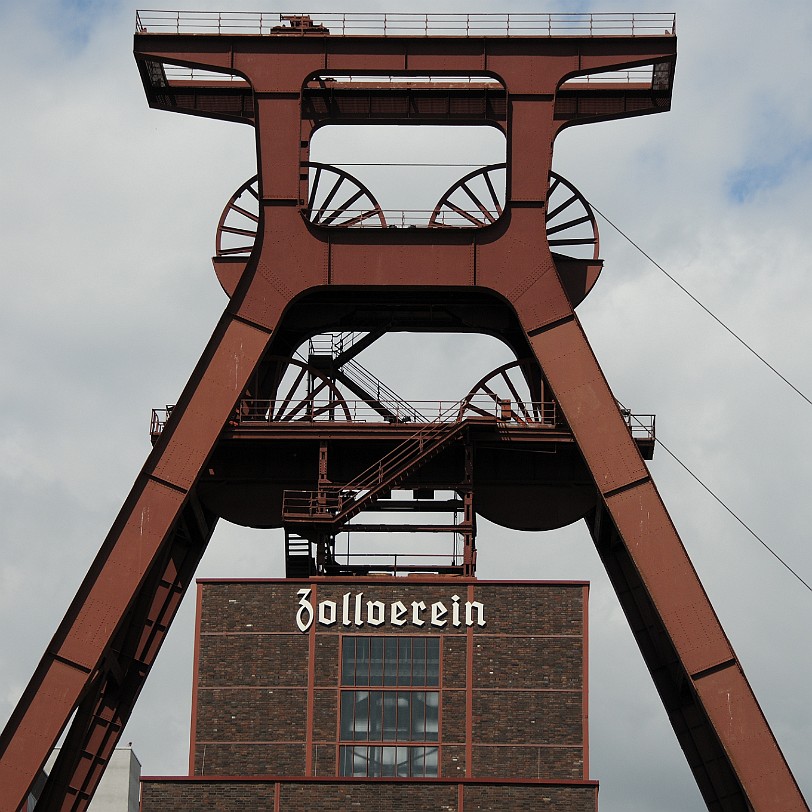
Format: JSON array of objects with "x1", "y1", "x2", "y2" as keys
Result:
[
  {"x1": 283, "y1": 418, "x2": 479, "y2": 528},
  {"x1": 307, "y1": 331, "x2": 427, "y2": 423},
  {"x1": 284, "y1": 532, "x2": 315, "y2": 578},
  {"x1": 282, "y1": 417, "x2": 486, "y2": 576}
]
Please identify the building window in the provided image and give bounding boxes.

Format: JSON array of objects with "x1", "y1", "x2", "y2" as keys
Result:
[{"x1": 339, "y1": 637, "x2": 439, "y2": 777}]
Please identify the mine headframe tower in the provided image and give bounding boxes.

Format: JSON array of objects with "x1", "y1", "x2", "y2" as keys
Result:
[{"x1": 0, "y1": 10, "x2": 807, "y2": 812}]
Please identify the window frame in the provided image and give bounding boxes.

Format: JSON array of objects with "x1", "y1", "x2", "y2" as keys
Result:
[{"x1": 337, "y1": 634, "x2": 442, "y2": 778}]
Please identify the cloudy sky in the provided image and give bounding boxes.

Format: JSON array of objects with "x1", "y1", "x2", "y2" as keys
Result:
[{"x1": 1, "y1": 0, "x2": 811, "y2": 810}]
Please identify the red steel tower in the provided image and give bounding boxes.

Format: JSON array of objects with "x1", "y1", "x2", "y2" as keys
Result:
[{"x1": 0, "y1": 10, "x2": 807, "y2": 812}]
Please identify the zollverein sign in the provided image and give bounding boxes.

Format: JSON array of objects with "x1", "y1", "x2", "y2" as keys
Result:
[{"x1": 296, "y1": 588, "x2": 486, "y2": 633}]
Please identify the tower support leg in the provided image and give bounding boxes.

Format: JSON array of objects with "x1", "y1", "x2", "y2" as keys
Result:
[
  {"x1": 524, "y1": 313, "x2": 807, "y2": 812},
  {"x1": 0, "y1": 314, "x2": 274, "y2": 811}
]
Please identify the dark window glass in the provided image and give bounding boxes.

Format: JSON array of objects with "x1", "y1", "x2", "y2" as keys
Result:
[
  {"x1": 383, "y1": 637, "x2": 398, "y2": 686},
  {"x1": 353, "y1": 690, "x2": 370, "y2": 741},
  {"x1": 411, "y1": 690, "x2": 425, "y2": 741},
  {"x1": 426, "y1": 638, "x2": 440, "y2": 686},
  {"x1": 356, "y1": 637, "x2": 370, "y2": 685},
  {"x1": 339, "y1": 745, "x2": 439, "y2": 778},
  {"x1": 412, "y1": 638, "x2": 427, "y2": 686},
  {"x1": 398, "y1": 637, "x2": 412, "y2": 685},
  {"x1": 425, "y1": 690, "x2": 439, "y2": 742},
  {"x1": 341, "y1": 636, "x2": 356, "y2": 686},
  {"x1": 369, "y1": 691, "x2": 382, "y2": 739},
  {"x1": 382, "y1": 691, "x2": 397, "y2": 740},
  {"x1": 369, "y1": 637, "x2": 384, "y2": 686},
  {"x1": 339, "y1": 636, "x2": 441, "y2": 778},
  {"x1": 396, "y1": 690, "x2": 410, "y2": 740},
  {"x1": 340, "y1": 691, "x2": 355, "y2": 740}
]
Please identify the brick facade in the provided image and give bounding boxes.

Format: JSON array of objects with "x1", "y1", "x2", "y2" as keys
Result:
[
  {"x1": 142, "y1": 778, "x2": 598, "y2": 811},
  {"x1": 142, "y1": 578, "x2": 598, "y2": 810}
]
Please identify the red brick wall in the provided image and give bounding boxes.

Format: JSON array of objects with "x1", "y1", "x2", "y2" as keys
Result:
[
  {"x1": 194, "y1": 578, "x2": 586, "y2": 779},
  {"x1": 191, "y1": 579, "x2": 587, "y2": 782},
  {"x1": 142, "y1": 580, "x2": 594, "y2": 810},
  {"x1": 141, "y1": 779, "x2": 598, "y2": 812}
]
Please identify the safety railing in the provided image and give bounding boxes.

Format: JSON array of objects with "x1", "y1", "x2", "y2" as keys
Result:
[
  {"x1": 283, "y1": 418, "x2": 468, "y2": 523},
  {"x1": 150, "y1": 407, "x2": 173, "y2": 436},
  {"x1": 228, "y1": 397, "x2": 557, "y2": 425},
  {"x1": 307, "y1": 331, "x2": 364, "y2": 357},
  {"x1": 622, "y1": 410, "x2": 655, "y2": 440},
  {"x1": 339, "y1": 360, "x2": 429, "y2": 423},
  {"x1": 331, "y1": 552, "x2": 465, "y2": 574},
  {"x1": 305, "y1": 210, "x2": 500, "y2": 229},
  {"x1": 307, "y1": 74, "x2": 503, "y2": 86},
  {"x1": 306, "y1": 332, "x2": 427, "y2": 422},
  {"x1": 152, "y1": 401, "x2": 651, "y2": 439},
  {"x1": 560, "y1": 65, "x2": 655, "y2": 84},
  {"x1": 136, "y1": 11, "x2": 676, "y2": 38},
  {"x1": 284, "y1": 489, "x2": 343, "y2": 518}
]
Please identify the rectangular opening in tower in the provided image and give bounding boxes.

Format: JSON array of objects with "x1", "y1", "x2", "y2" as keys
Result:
[{"x1": 305, "y1": 74, "x2": 507, "y2": 229}]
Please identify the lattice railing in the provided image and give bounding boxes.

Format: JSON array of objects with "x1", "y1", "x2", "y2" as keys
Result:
[{"x1": 136, "y1": 11, "x2": 676, "y2": 38}]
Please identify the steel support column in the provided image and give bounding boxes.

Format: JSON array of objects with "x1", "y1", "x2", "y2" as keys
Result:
[{"x1": 524, "y1": 313, "x2": 807, "y2": 811}]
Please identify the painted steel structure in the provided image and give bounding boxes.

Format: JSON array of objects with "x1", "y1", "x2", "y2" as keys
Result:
[{"x1": 0, "y1": 10, "x2": 807, "y2": 812}]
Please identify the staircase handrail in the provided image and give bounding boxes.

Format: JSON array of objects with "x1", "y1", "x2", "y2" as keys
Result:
[
  {"x1": 330, "y1": 407, "x2": 464, "y2": 495},
  {"x1": 282, "y1": 411, "x2": 481, "y2": 524},
  {"x1": 339, "y1": 357, "x2": 428, "y2": 422}
]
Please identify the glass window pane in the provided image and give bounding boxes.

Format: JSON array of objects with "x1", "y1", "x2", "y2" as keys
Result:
[
  {"x1": 382, "y1": 691, "x2": 397, "y2": 741},
  {"x1": 340, "y1": 691, "x2": 355, "y2": 740},
  {"x1": 368, "y1": 745, "x2": 383, "y2": 777},
  {"x1": 411, "y1": 690, "x2": 426, "y2": 741},
  {"x1": 396, "y1": 746, "x2": 410, "y2": 777},
  {"x1": 396, "y1": 691, "x2": 410, "y2": 740},
  {"x1": 412, "y1": 637, "x2": 427, "y2": 686},
  {"x1": 355, "y1": 745, "x2": 370, "y2": 777},
  {"x1": 340, "y1": 745, "x2": 370, "y2": 777},
  {"x1": 425, "y1": 691, "x2": 439, "y2": 741},
  {"x1": 369, "y1": 637, "x2": 384, "y2": 686},
  {"x1": 410, "y1": 746, "x2": 425, "y2": 778},
  {"x1": 424, "y1": 745, "x2": 439, "y2": 777},
  {"x1": 380, "y1": 745, "x2": 396, "y2": 777},
  {"x1": 369, "y1": 691, "x2": 383, "y2": 740},
  {"x1": 384, "y1": 637, "x2": 398, "y2": 686},
  {"x1": 426, "y1": 638, "x2": 440, "y2": 686},
  {"x1": 339, "y1": 745, "x2": 350, "y2": 776},
  {"x1": 353, "y1": 690, "x2": 370, "y2": 741},
  {"x1": 398, "y1": 637, "x2": 412, "y2": 685},
  {"x1": 356, "y1": 637, "x2": 370, "y2": 685}
]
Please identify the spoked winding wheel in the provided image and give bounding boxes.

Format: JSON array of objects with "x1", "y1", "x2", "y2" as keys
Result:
[
  {"x1": 429, "y1": 163, "x2": 505, "y2": 227},
  {"x1": 244, "y1": 356, "x2": 351, "y2": 422},
  {"x1": 215, "y1": 163, "x2": 386, "y2": 262},
  {"x1": 545, "y1": 171, "x2": 599, "y2": 260},
  {"x1": 430, "y1": 164, "x2": 599, "y2": 261},
  {"x1": 305, "y1": 162, "x2": 386, "y2": 228},
  {"x1": 216, "y1": 175, "x2": 260, "y2": 257},
  {"x1": 458, "y1": 360, "x2": 555, "y2": 425}
]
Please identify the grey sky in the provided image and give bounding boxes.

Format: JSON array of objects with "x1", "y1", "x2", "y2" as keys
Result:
[{"x1": 1, "y1": 1, "x2": 811, "y2": 810}]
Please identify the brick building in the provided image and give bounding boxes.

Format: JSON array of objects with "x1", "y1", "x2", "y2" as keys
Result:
[{"x1": 141, "y1": 577, "x2": 598, "y2": 810}]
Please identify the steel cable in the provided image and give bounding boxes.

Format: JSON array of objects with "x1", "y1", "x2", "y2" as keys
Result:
[{"x1": 593, "y1": 204, "x2": 812, "y2": 408}]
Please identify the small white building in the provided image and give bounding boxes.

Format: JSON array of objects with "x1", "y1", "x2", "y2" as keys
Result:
[{"x1": 31, "y1": 747, "x2": 141, "y2": 811}]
